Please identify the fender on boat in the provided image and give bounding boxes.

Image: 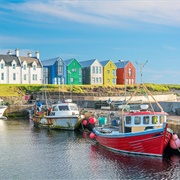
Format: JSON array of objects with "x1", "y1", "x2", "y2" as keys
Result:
[{"x1": 170, "y1": 134, "x2": 180, "y2": 149}]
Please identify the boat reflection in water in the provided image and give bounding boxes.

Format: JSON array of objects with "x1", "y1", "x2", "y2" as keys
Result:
[{"x1": 90, "y1": 142, "x2": 180, "y2": 179}]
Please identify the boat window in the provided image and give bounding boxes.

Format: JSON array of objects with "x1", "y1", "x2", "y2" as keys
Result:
[
  {"x1": 134, "y1": 116, "x2": 141, "y2": 125},
  {"x1": 125, "y1": 116, "x2": 131, "y2": 124},
  {"x1": 143, "y1": 116, "x2": 149, "y2": 124},
  {"x1": 59, "y1": 105, "x2": 69, "y2": 111},
  {"x1": 70, "y1": 105, "x2": 78, "y2": 111},
  {"x1": 52, "y1": 106, "x2": 58, "y2": 111},
  {"x1": 160, "y1": 116, "x2": 165, "y2": 124},
  {"x1": 152, "y1": 116, "x2": 158, "y2": 124}
]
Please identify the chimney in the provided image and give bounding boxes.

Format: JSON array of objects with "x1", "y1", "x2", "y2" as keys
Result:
[
  {"x1": 7, "y1": 50, "x2": 12, "y2": 55},
  {"x1": 15, "y1": 48, "x2": 19, "y2": 57},
  {"x1": 27, "y1": 51, "x2": 32, "y2": 57},
  {"x1": 35, "y1": 50, "x2": 40, "y2": 59}
]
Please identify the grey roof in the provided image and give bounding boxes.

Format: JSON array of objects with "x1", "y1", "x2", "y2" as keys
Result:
[
  {"x1": 0, "y1": 54, "x2": 21, "y2": 66},
  {"x1": 114, "y1": 61, "x2": 129, "y2": 68},
  {"x1": 100, "y1": 60, "x2": 111, "y2": 66},
  {"x1": 41, "y1": 57, "x2": 59, "y2": 66},
  {"x1": 19, "y1": 56, "x2": 42, "y2": 68},
  {"x1": 80, "y1": 59, "x2": 99, "y2": 68},
  {"x1": 64, "y1": 58, "x2": 74, "y2": 66}
]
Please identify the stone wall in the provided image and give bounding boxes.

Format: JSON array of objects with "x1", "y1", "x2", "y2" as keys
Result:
[{"x1": 1, "y1": 93, "x2": 180, "y2": 115}]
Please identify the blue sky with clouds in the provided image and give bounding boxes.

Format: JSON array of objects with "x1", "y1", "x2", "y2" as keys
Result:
[{"x1": 1, "y1": 0, "x2": 180, "y2": 84}]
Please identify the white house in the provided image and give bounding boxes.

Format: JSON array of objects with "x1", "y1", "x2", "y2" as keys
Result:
[
  {"x1": 80, "y1": 59, "x2": 103, "y2": 85},
  {"x1": 0, "y1": 48, "x2": 43, "y2": 84}
]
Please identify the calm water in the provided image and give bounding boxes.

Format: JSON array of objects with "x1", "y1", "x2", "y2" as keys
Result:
[{"x1": 0, "y1": 119, "x2": 180, "y2": 180}]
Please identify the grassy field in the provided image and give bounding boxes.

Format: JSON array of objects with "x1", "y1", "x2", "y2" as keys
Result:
[{"x1": 0, "y1": 83, "x2": 180, "y2": 97}]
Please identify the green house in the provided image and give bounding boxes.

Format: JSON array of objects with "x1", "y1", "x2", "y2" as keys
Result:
[{"x1": 64, "y1": 58, "x2": 82, "y2": 85}]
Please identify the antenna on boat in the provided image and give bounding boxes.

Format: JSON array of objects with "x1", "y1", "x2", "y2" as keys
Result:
[
  {"x1": 58, "y1": 77, "x2": 60, "y2": 103},
  {"x1": 135, "y1": 60, "x2": 148, "y2": 84},
  {"x1": 42, "y1": 78, "x2": 48, "y2": 108}
]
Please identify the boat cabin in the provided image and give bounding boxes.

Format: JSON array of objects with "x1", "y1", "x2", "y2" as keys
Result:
[
  {"x1": 123, "y1": 111, "x2": 168, "y2": 133},
  {"x1": 50, "y1": 103, "x2": 79, "y2": 116}
]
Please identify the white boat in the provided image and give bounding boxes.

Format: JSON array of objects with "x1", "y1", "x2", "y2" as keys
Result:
[
  {"x1": 0, "y1": 99, "x2": 7, "y2": 119},
  {"x1": 32, "y1": 100, "x2": 83, "y2": 130}
]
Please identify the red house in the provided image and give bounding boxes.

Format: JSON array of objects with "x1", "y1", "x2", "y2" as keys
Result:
[{"x1": 115, "y1": 61, "x2": 136, "y2": 85}]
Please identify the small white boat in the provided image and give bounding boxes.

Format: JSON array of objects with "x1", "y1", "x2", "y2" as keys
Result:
[
  {"x1": 0, "y1": 99, "x2": 7, "y2": 119},
  {"x1": 32, "y1": 101, "x2": 83, "y2": 130}
]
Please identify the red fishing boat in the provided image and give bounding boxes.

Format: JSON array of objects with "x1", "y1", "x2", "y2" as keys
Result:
[{"x1": 92, "y1": 83, "x2": 173, "y2": 157}]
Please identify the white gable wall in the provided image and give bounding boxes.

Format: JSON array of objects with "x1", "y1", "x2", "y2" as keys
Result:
[
  {"x1": 0, "y1": 56, "x2": 43, "y2": 84},
  {"x1": 29, "y1": 67, "x2": 42, "y2": 84},
  {"x1": 0, "y1": 59, "x2": 6, "y2": 84},
  {"x1": 90, "y1": 59, "x2": 103, "y2": 85},
  {"x1": 8, "y1": 62, "x2": 21, "y2": 84}
]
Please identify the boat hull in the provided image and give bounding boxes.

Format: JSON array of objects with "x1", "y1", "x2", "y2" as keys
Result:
[
  {"x1": 93, "y1": 123, "x2": 171, "y2": 156},
  {"x1": 0, "y1": 105, "x2": 7, "y2": 118},
  {"x1": 33, "y1": 115, "x2": 82, "y2": 130}
]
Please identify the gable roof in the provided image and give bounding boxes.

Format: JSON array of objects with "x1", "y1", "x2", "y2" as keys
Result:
[
  {"x1": 41, "y1": 57, "x2": 59, "y2": 66},
  {"x1": 64, "y1": 58, "x2": 74, "y2": 66},
  {"x1": 0, "y1": 54, "x2": 21, "y2": 66},
  {"x1": 80, "y1": 59, "x2": 101, "y2": 68},
  {"x1": 114, "y1": 61, "x2": 129, "y2": 68},
  {"x1": 100, "y1": 60, "x2": 114, "y2": 66},
  {"x1": 64, "y1": 58, "x2": 82, "y2": 67},
  {"x1": 19, "y1": 56, "x2": 42, "y2": 68}
]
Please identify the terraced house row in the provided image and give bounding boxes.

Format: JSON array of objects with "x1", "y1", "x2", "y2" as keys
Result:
[{"x1": 0, "y1": 49, "x2": 136, "y2": 85}]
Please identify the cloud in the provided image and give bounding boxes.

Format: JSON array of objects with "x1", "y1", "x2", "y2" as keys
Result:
[
  {"x1": 162, "y1": 44, "x2": 178, "y2": 51},
  {"x1": 2, "y1": 0, "x2": 180, "y2": 28},
  {"x1": 0, "y1": 35, "x2": 27, "y2": 44}
]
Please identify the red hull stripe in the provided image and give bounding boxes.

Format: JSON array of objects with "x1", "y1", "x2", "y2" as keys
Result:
[{"x1": 93, "y1": 125, "x2": 171, "y2": 156}]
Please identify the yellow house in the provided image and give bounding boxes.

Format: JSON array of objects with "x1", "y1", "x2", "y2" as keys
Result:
[{"x1": 100, "y1": 60, "x2": 117, "y2": 85}]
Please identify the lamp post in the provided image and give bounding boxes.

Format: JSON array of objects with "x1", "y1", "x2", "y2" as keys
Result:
[{"x1": 119, "y1": 60, "x2": 126, "y2": 103}]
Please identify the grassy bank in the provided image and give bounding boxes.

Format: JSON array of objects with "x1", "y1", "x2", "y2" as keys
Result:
[{"x1": 0, "y1": 83, "x2": 180, "y2": 97}]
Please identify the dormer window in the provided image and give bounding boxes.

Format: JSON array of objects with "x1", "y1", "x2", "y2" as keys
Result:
[
  {"x1": 24, "y1": 64, "x2": 26, "y2": 70},
  {"x1": 1, "y1": 64, "x2": 4, "y2": 69},
  {"x1": 33, "y1": 65, "x2": 36, "y2": 70},
  {"x1": 12, "y1": 64, "x2": 16, "y2": 69}
]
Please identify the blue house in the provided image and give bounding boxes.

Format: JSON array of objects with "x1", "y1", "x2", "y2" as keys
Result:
[{"x1": 41, "y1": 57, "x2": 65, "y2": 84}]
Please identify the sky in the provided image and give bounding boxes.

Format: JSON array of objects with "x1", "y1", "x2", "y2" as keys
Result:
[{"x1": 1, "y1": 0, "x2": 180, "y2": 84}]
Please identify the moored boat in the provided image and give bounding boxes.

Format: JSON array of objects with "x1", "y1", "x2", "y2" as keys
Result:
[
  {"x1": 0, "y1": 99, "x2": 7, "y2": 119},
  {"x1": 92, "y1": 83, "x2": 174, "y2": 157},
  {"x1": 32, "y1": 100, "x2": 83, "y2": 130}
]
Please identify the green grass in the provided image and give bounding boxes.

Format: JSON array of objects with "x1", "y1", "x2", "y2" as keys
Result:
[{"x1": 0, "y1": 83, "x2": 179, "y2": 97}]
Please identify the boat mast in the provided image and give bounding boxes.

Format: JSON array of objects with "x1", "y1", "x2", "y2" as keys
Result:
[
  {"x1": 120, "y1": 60, "x2": 148, "y2": 133},
  {"x1": 58, "y1": 76, "x2": 61, "y2": 103},
  {"x1": 135, "y1": 60, "x2": 148, "y2": 84},
  {"x1": 43, "y1": 78, "x2": 48, "y2": 108}
]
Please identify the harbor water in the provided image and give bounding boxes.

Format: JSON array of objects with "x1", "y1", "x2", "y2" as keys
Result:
[{"x1": 0, "y1": 119, "x2": 180, "y2": 180}]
